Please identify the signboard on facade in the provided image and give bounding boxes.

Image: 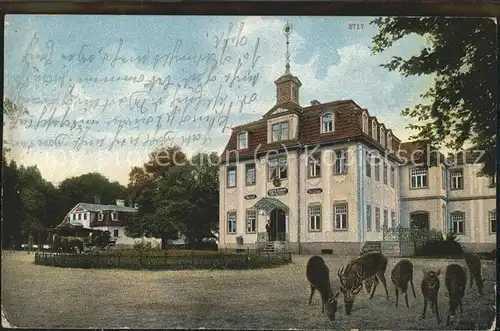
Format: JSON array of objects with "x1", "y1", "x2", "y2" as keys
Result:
[
  {"x1": 307, "y1": 188, "x2": 323, "y2": 194},
  {"x1": 268, "y1": 188, "x2": 288, "y2": 196},
  {"x1": 244, "y1": 194, "x2": 257, "y2": 200}
]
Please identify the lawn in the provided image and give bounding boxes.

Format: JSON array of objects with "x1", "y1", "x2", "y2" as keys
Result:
[{"x1": 1, "y1": 250, "x2": 496, "y2": 329}]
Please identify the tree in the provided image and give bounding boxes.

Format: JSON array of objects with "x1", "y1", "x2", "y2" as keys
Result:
[{"x1": 371, "y1": 17, "x2": 497, "y2": 176}]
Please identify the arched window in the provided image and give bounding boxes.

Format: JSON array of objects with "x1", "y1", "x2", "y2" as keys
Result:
[
  {"x1": 380, "y1": 127, "x2": 386, "y2": 147},
  {"x1": 450, "y1": 211, "x2": 465, "y2": 234},
  {"x1": 111, "y1": 211, "x2": 118, "y2": 221},
  {"x1": 371, "y1": 120, "x2": 377, "y2": 140},
  {"x1": 387, "y1": 132, "x2": 393, "y2": 151},
  {"x1": 97, "y1": 211, "x2": 103, "y2": 221},
  {"x1": 362, "y1": 112, "x2": 369, "y2": 133},
  {"x1": 237, "y1": 131, "x2": 248, "y2": 149},
  {"x1": 321, "y1": 112, "x2": 334, "y2": 133}
]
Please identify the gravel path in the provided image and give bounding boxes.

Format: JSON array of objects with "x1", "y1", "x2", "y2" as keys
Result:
[{"x1": 1, "y1": 250, "x2": 496, "y2": 329}]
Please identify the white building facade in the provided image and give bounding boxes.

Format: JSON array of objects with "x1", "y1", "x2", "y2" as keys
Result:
[{"x1": 218, "y1": 69, "x2": 496, "y2": 254}]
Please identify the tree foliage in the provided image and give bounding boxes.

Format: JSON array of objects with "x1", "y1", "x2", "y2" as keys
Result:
[{"x1": 371, "y1": 17, "x2": 497, "y2": 176}]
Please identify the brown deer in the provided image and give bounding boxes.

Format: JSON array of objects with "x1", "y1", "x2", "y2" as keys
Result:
[
  {"x1": 337, "y1": 251, "x2": 390, "y2": 315},
  {"x1": 391, "y1": 259, "x2": 416, "y2": 308},
  {"x1": 306, "y1": 256, "x2": 340, "y2": 321},
  {"x1": 444, "y1": 263, "x2": 467, "y2": 326},
  {"x1": 421, "y1": 269, "x2": 441, "y2": 324},
  {"x1": 464, "y1": 252, "x2": 484, "y2": 296}
]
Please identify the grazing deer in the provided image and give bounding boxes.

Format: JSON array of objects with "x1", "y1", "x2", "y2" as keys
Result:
[
  {"x1": 444, "y1": 263, "x2": 467, "y2": 326},
  {"x1": 306, "y1": 256, "x2": 340, "y2": 321},
  {"x1": 337, "y1": 251, "x2": 389, "y2": 315},
  {"x1": 391, "y1": 259, "x2": 416, "y2": 308},
  {"x1": 464, "y1": 252, "x2": 484, "y2": 296},
  {"x1": 421, "y1": 269, "x2": 441, "y2": 324}
]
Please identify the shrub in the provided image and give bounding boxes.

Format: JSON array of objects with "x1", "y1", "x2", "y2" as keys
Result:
[{"x1": 418, "y1": 240, "x2": 463, "y2": 257}]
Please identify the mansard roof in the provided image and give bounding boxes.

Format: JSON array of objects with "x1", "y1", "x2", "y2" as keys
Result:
[{"x1": 221, "y1": 99, "x2": 402, "y2": 163}]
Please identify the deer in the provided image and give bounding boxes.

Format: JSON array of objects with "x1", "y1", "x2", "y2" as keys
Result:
[
  {"x1": 464, "y1": 252, "x2": 484, "y2": 296},
  {"x1": 306, "y1": 256, "x2": 340, "y2": 321},
  {"x1": 421, "y1": 269, "x2": 441, "y2": 324},
  {"x1": 444, "y1": 263, "x2": 467, "y2": 326},
  {"x1": 337, "y1": 251, "x2": 390, "y2": 315},
  {"x1": 391, "y1": 259, "x2": 416, "y2": 308}
]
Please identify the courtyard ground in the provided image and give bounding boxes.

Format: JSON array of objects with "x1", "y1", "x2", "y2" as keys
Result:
[{"x1": 1, "y1": 250, "x2": 496, "y2": 329}]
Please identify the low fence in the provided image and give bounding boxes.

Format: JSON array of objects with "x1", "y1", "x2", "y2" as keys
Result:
[{"x1": 34, "y1": 250, "x2": 293, "y2": 270}]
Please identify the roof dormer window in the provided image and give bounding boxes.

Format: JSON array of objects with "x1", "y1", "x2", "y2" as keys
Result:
[
  {"x1": 321, "y1": 112, "x2": 334, "y2": 134},
  {"x1": 97, "y1": 211, "x2": 103, "y2": 221},
  {"x1": 238, "y1": 131, "x2": 248, "y2": 149},
  {"x1": 111, "y1": 211, "x2": 118, "y2": 221},
  {"x1": 371, "y1": 120, "x2": 377, "y2": 140},
  {"x1": 387, "y1": 132, "x2": 393, "y2": 151},
  {"x1": 362, "y1": 112, "x2": 369, "y2": 134},
  {"x1": 380, "y1": 127, "x2": 386, "y2": 147}
]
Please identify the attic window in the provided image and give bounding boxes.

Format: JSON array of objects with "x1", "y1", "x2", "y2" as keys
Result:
[
  {"x1": 111, "y1": 211, "x2": 118, "y2": 221},
  {"x1": 387, "y1": 133, "x2": 393, "y2": 151},
  {"x1": 238, "y1": 131, "x2": 248, "y2": 149},
  {"x1": 362, "y1": 112, "x2": 369, "y2": 134},
  {"x1": 97, "y1": 211, "x2": 103, "y2": 221},
  {"x1": 321, "y1": 112, "x2": 334, "y2": 134},
  {"x1": 371, "y1": 120, "x2": 377, "y2": 140},
  {"x1": 380, "y1": 127, "x2": 386, "y2": 147}
]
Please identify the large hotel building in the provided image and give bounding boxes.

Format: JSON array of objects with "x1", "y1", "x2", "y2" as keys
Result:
[{"x1": 218, "y1": 33, "x2": 496, "y2": 255}]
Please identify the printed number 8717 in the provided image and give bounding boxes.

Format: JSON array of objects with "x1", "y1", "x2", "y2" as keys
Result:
[{"x1": 348, "y1": 24, "x2": 364, "y2": 30}]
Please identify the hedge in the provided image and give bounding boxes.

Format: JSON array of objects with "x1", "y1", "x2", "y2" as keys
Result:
[{"x1": 34, "y1": 250, "x2": 292, "y2": 270}]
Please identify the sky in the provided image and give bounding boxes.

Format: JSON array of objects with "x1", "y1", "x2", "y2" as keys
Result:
[{"x1": 3, "y1": 15, "x2": 433, "y2": 186}]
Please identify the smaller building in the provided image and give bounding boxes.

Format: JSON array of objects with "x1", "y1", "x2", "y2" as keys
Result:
[{"x1": 66, "y1": 200, "x2": 147, "y2": 247}]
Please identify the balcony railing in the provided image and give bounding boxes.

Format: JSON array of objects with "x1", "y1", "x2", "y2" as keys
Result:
[{"x1": 256, "y1": 232, "x2": 289, "y2": 243}]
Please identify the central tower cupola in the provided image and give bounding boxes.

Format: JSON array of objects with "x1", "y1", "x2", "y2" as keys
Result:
[{"x1": 275, "y1": 23, "x2": 302, "y2": 107}]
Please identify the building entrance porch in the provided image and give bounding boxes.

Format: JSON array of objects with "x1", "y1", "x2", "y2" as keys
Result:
[{"x1": 253, "y1": 197, "x2": 289, "y2": 242}]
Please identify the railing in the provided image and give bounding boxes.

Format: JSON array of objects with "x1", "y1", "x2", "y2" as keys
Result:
[{"x1": 256, "y1": 232, "x2": 289, "y2": 243}]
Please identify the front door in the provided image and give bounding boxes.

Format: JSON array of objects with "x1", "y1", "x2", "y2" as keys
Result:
[{"x1": 269, "y1": 208, "x2": 286, "y2": 241}]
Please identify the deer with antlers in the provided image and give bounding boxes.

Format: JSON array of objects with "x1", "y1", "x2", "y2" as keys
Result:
[
  {"x1": 444, "y1": 263, "x2": 467, "y2": 326},
  {"x1": 464, "y1": 252, "x2": 484, "y2": 296},
  {"x1": 306, "y1": 256, "x2": 340, "y2": 321},
  {"x1": 337, "y1": 251, "x2": 390, "y2": 315},
  {"x1": 421, "y1": 269, "x2": 441, "y2": 324}
]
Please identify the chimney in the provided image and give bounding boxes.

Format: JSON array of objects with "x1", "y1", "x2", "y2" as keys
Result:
[
  {"x1": 310, "y1": 100, "x2": 321, "y2": 106},
  {"x1": 94, "y1": 196, "x2": 101, "y2": 204},
  {"x1": 116, "y1": 199, "x2": 125, "y2": 207}
]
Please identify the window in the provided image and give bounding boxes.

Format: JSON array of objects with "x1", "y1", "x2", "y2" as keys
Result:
[
  {"x1": 365, "y1": 151, "x2": 371, "y2": 177},
  {"x1": 272, "y1": 121, "x2": 289, "y2": 142},
  {"x1": 246, "y1": 209, "x2": 256, "y2": 233},
  {"x1": 78, "y1": 213, "x2": 81, "y2": 220},
  {"x1": 383, "y1": 162, "x2": 388, "y2": 184},
  {"x1": 387, "y1": 133, "x2": 393, "y2": 151},
  {"x1": 442, "y1": 205, "x2": 447, "y2": 231},
  {"x1": 375, "y1": 207, "x2": 381, "y2": 232},
  {"x1": 98, "y1": 211, "x2": 103, "y2": 221},
  {"x1": 238, "y1": 131, "x2": 248, "y2": 149},
  {"x1": 227, "y1": 166, "x2": 237, "y2": 187},
  {"x1": 292, "y1": 86, "x2": 298, "y2": 101},
  {"x1": 309, "y1": 205, "x2": 322, "y2": 231},
  {"x1": 391, "y1": 210, "x2": 396, "y2": 228},
  {"x1": 383, "y1": 209, "x2": 389, "y2": 229},
  {"x1": 488, "y1": 175, "x2": 496, "y2": 188},
  {"x1": 321, "y1": 113, "x2": 334, "y2": 133},
  {"x1": 390, "y1": 166, "x2": 395, "y2": 188},
  {"x1": 333, "y1": 149, "x2": 348, "y2": 175},
  {"x1": 245, "y1": 163, "x2": 256, "y2": 185},
  {"x1": 410, "y1": 167, "x2": 428, "y2": 189},
  {"x1": 83, "y1": 213, "x2": 87, "y2": 220},
  {"x1": 371, "y1": 120, "x2": 377, "y2": 140},
  {"x1": 450, "y1": 169, "x2": 463, "y2": 190},
  {"x1": 268, "y1": 155, "x2": 288, "y2": 180},
  {"x1": 227, "y1": 211, "x2": 236, "y2": 233},
  {"x1": 450, "y1": 211, "x2": 465, "y2": 235},
  {"x1": 362, "y1": 112, "x2": 369, "y2": 133},
  {"x1": 113, "y1": 229, "x2": 119, "y2": 237},
  {"x1": 334, "y1": 203, "x2": 348, "y2": 230},
  {"x1": 489, "y1": 210, "x2": 496, "y2": 233},
  {"x1": 441, "y1": 167, "x2": 446, "y2": 190},
  {"x1": 374, "y1": 158, "x2": 380, "y2": 181},
  {"x1": 111, "y1": 211, "x2": 118, "y2": 221},
  {"x1": 366, "y1": 204, "x2": 372, "y2": 232},
  {"x1": 308, "y1": 152, "x2": 321, "y2": 178},
  {"x1": 380, "y1": 127, "x2": 385, "y2": 147}
]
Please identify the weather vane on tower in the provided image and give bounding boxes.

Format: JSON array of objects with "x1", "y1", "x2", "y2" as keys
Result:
[{"x1": 283, "y1": 22, "x2": 292, "y2": 74}]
